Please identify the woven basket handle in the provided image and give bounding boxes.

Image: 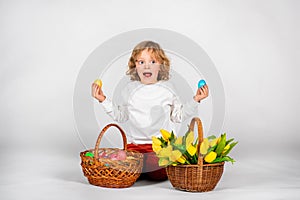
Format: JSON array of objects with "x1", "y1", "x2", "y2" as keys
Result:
[
  {"x1": 94, "y1": 123, "x2": 127, "y2": 159},
  {"x1": 188, "y1": 117, "x2": 204, "y2": 166}
]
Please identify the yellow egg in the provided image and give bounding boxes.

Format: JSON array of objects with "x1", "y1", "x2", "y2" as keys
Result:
[{"x1": 94, "y1": 79, "x2": 102, "y2": 87}]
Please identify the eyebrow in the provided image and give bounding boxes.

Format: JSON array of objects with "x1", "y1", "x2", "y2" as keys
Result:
[{"x1": 136, "y1": 58, "x2": 157, "y2": 61}]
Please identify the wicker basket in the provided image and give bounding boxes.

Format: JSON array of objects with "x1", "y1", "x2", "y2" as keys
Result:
[
  {"x1": 166, "y1": 117, "x2": 224, "y2": 192},
  {"x1": 80, "y1": 123, "x2": 143, "y2": 188}
]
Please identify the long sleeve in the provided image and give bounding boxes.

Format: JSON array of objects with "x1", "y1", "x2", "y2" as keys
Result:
[
  {"x1": 170, "y1": 97, "x2": 199, "y2": 123},
  {"x1": 101, "y1": 98, "x2": 129, "y2": 123},
  {"x1": 99, "y1": 81, "x2": 200, "y2": 144}
]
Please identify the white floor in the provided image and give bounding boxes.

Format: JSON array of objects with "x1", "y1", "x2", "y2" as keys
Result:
[{"x1": 1, "y1": 152, "x2": 299, "y2": 200}]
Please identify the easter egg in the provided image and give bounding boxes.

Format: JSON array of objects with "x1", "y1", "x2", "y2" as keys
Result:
[
  {"x1": 98, "y1": 151, "x2": 107, "y2": 158},
  {"x1": 116, "y1": 150, "x2": 127, "y2": 161},
  {"x1": 85, "y1": 152, "x2": 94, "y2": 158},
  {"x1": 198, "y1": 79, "x2": 206, "y2": 88},
  {"x1": 94, "y1": 79, "x2": 102, "y2": 88},
  {"x1": 109, "y1": 153, "x2": 118, "y2": 160}
]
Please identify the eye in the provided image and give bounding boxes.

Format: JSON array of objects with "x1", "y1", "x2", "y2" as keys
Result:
[
  {"x1": 137, "y1": 60, "x2": 144, "y2": 65},
  {"x1": 150, "y1": 60, "x2": 156, "y2": 64}
]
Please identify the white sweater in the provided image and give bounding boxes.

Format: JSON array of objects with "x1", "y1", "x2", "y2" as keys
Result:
[{"x1": 101, "y1": 81, "x2": 199, "y2": 144}]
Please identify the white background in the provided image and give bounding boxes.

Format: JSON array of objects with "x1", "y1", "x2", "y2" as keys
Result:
[{"x1": 1, "y1": 0, "x2": 299, "y2": 199}]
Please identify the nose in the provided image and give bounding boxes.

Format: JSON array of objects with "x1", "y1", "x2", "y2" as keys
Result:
[{"x1": 144, "y1": 63, "x2": 150, "y2": 69}]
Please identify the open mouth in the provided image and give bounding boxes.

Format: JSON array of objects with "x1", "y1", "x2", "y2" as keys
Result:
[{"x1": 143, "y1": 72, "x2": 152, "y2": 78}]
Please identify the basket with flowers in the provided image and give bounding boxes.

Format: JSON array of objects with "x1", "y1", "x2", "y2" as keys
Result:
[{"x1": 152, "y1": 117, "x2": 238, "y2": 192}]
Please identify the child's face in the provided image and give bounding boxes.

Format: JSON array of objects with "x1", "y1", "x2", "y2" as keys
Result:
[{"x1": 135, "y1": 49, "x2": 161, "y2": 85}]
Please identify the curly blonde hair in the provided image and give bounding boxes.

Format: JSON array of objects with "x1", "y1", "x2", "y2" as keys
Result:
[{"x1": 126, "y1": 41, "x2": 170, "y2": 81}]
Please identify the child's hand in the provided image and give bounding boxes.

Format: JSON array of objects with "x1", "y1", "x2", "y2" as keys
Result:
[
  {"x1": 194, "y1": 85, "x2": 209, "y2": 103},
  {"x1": 92, "y1": 83, "x2": 106, "y2": 102}
]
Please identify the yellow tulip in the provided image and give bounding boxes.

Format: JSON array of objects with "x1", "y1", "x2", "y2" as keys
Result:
[
  {"x1": 152, "y1": 143, "x2": 162, "y2": 153},
  {"x1": 169, "y1": 150, "x2": 182, "y2": 162},
  {"x1": 152, "y1": 136, "x2": 162, "y2": 153},
  {"x1": 204, "y1": 151, "x2": 217, "y2": 163},
  {"x1": 185, "y1": 131, "x2": 194, "y2": 147},
  {"x1": 158, "y1": 158, "x2": 169, "y2": 166},
  {"x1": 177, "y1": 156, "x2": 186, "y2": 164},
  {"x1": 200, "y1": 138, "x2": 209, "y2": 155},
  {"x1": 160, "y1": 129, "x2": 171, "y2": 141},
  {"x1": 174, "y1": 136, "x2": 183, "y2": 145},
  {"x1": 152, "y1": 136, "x2": 161, "y2": 146},
  {"x1": 158, "y1": 145, "x2": 172, "y2": 157},
  {"x1": 222, "y1": 144, "x2": 230, "y2": 154},
  {"x1": 187, "y1": 145, "x2": 197, "y2": 156},
  {"x1": 209, "y1": 138, "x2": 218, "y2": 147},
  {"x1": 217, "y1": 136, "x2": 221, "y2": 144}
]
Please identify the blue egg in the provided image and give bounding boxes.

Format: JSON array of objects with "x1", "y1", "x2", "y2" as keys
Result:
[{"x1": 198, "y1": 79, "x2": 206, "y2": 88}]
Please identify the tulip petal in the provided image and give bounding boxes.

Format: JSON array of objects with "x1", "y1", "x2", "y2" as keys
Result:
[
  {"x1": 204, "y1": 151, "x2": 217, "y2": 163},
  {"x1": 187, "y1": 145, "x2": 197, "y2": 156},
  {"x1": 158, "y1": 158, "x2": 169, "y2": 166},
  {"x1": 152, "y1": 136, "x2": 162, "y2": 145},
  {"x1": 152, "y1": 143, "x2": 162, "y2": 153},
  {"x1": 185, "y1": 131, "x2": 194, "y2": 147},
  {"x1": 158, "y1": 145, "x2": 172, "y2": 157},
  {"x1": 200, "y1": 138, "x2": 209, "y2": 155},
  {"x1": 160, "y1": 129, "x2": 171, "y2": 141},
  {"x1": 169, "y1": 150, "x2": 182, "y2": 162},
  {"x1": 174, "y1": 136, "x2": 183, "y2": 145}
]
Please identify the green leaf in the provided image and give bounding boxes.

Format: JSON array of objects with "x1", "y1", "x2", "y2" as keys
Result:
[
  {"x1": 226, "y1": 138, "x2": 234, "y2": 145},
  {"x1": 208, "y1": 157, "x2": 223, "y2": 163},
  {"x1": 170, "y1": 131, "x2": 175, "y2": 143},
  {"x1": 191, "y1": 154, "x2": 198, "y2": 164},
  {"x1": 173, "y1": 143, "x2": 186, "y2": 153},
  {"x1": 193, "y1": 139, "x2": 198, "y2": 146},
  {"x1": 222, "y1": 141, "x2": 238, "y2": 156},
  {"x1": 159, "y1": 137, "x2": 168, "y2": 147},
  {"x1": 182, "y1": 128, "x2": 190, "y2": 147},
  {"x1": 207, "y1": 135, "x2": 216, "y2": 140},
  {"x1": 215, "y1": 133, "x2": 226, "y2": 156},
  {"x1": 207, "y1": 145, "x2": 217, "y2": 153},
  {"x1": 210, "y1": 156, "x2": 235, "y2": 164},
  {"x1": 223, "y1": 156, "x2": 236, "y2": 164}
]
